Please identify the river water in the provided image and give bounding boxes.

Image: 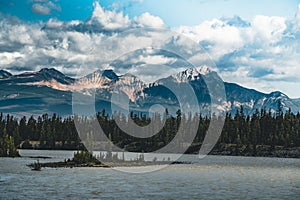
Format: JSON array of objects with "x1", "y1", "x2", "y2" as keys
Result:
[{"x1": 0, "y1": 150, "x2": 299, "y2": 199}]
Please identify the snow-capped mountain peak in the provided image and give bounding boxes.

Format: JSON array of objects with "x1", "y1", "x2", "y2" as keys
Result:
[
  {"x1": 196, "y1": 65, "x2": 212, "y2": 75},
  {"x1": 1, "y1": 67, "x2": 300, "y2": 116},
  {"x1": 170, "y1": 66, "x2": 212, "y2": 82}
]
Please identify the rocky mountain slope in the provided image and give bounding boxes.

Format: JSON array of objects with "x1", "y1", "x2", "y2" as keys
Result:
[{"x1": 0, "y1": 67, "x2": 299, "y2": 117}]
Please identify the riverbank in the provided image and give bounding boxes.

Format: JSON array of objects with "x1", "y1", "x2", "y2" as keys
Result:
[
  {"x1": 186, "y1": 143, "x2": 300, "y2": 158},
  {"x1": 18, "y1": 142, "x2": 300, "y2": 159},
  {"x1": 24, "y1": 144, "x2": 300, "y2": 169}
]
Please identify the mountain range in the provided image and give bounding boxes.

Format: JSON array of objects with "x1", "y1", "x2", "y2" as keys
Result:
[{"x1": 0, "y1": 67, "x2": 299, "y2": 117}]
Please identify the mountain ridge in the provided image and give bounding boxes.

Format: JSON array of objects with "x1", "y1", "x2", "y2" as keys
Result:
[
  {"x1": 0, "y1": 67, "x2": 299, "y2": 117},
  {"x1": 0, "y1": 69, "x2": 12, "y2": 79}
]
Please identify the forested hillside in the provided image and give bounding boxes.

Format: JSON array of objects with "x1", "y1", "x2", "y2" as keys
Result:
[{"x1": 1, "y1": 103, "x2": 300, "y2": 157}]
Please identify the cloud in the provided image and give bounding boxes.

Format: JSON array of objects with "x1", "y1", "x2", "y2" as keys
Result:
[
  {"x1": 87, "y1": 1, "x2": 131, "y2": 31},
  {"x1": 31, "y1": 4, "x2": 51, "y2": 15},
  {"x1": 47, "y1": 1, "x2": 61, "y2": 12},
  {"x1": 174, "y1": 8, "x2": 300, "y2": 97},
  {"x1": 0, "y1": 2, "x2": 171, "y2": 77},
  {"x1": 1, "y1": 1, "x2": 300, "y2": 97},
  {"x1": 134, "y1": 12, "x2": 165, "y2": 28},
  {"x1": 31, "y1": 0, "x2": 61, "y2": 15},
  {"x1": 175, "y1": 19, "x2": 245, "y2": 59},
  {"x1": 251, "y1": 15, "x2": 287, "y2": 44},
  {"x1": 293, "y1": 4, "x2": 300, "y2": 31},
  {"x1": 42, "y1": 2, "x2": 164, "y2": 33}
]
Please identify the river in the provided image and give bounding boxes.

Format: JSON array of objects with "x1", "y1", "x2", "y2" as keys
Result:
[{"x1": 0, "y1": 150, "x2": 299, "y2": 199}]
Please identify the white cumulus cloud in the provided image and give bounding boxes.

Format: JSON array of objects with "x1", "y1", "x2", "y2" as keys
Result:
[
  {"x1": 174, "y1": 8, "x2": 300, "y2": 97},
  {"x1": 87, "y1": 1, "x2": 131, "y2": 31},
  {"x1": 134, "y1": 12, "x2": 165, "y2": 28},
  {"x1": 1, "y1": 2, "x2": 300, "y2": 97}
]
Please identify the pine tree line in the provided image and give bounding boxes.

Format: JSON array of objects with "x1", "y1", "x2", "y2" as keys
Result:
[
  {"x1": 0, "y1": 113, "x2": 81, "y2": 152},
  {"x1": 0, "y1": 104, "x2": 300, "y2": 156}
]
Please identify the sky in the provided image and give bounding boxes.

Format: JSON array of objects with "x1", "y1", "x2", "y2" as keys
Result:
[
  {"x1": 1, "y1": 0, "x2": 300, "y2": 97},
  {"x1": 1, "y1": 0, "x2": 299, "y2": 26}
]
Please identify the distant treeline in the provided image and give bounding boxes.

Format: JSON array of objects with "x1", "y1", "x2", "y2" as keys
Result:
[
  {"x1": 0, "y1": 113, "x2": 81, "y2": 151},
  {"x1": 1, "y1": 102, "x2": 300, "y2": 157}
]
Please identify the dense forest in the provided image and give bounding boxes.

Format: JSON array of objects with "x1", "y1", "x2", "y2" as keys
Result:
[{"x1": 1, "y1": 102, "x2": 300, "y2": 157}]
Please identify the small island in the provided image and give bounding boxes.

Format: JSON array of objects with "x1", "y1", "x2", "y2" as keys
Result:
[
  {"x1": 27, "y1": 150, "x2": 189, "y2": 169},
  {"x1": 28, "y1": 151, "x2": 105, "y2": 169}
]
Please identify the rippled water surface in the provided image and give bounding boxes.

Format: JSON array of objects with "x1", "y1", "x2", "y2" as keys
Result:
[{"x1": 0, "y1": 150, "x2": 299, "y2": 199}]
